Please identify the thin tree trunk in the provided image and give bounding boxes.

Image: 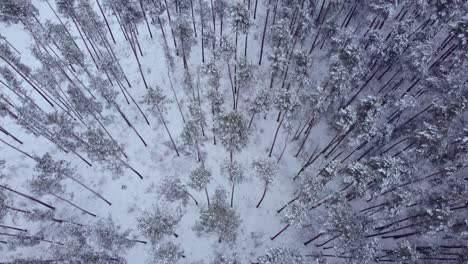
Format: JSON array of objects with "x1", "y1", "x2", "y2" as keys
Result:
[
  {"x1": 167, "y1": 71, "x2": 186, "y2": 123},
  {"x1": 258, "y1": 2, "x2": 271, "y2": 65},
  {"x1": 140, "y1": 0, "x2": 153, "y2": 38},
  {"x1": 164, "y1": 0, "x2": 179, "y2": 55},
  {"x1": 254, "y1": 0, "x2": 259, "y2": 19},
  {"x1": 96, "y1": 0, "x2": 116, "y2": 43},
  {"x1": 248, "y1": 112, "x2": 255, "y2": 130},
  {"x1": 157, "y1": 108, "x2": 180, "y2": 156},
  {"x1": 65, "y1": 173, "x2": 112, "y2": 206},
  {"x1": 268, "y1": 113, "x2": 285, "y2": 157},
  {"x1": 0, "y1": 185, "x2": 55, "y2": 210},
  {"x1": 199, "y1": 0, "x2": 205, "y2": 63},
  {"x1": 49, "y1": 193, "x2": 96, "y2": 217},
  {"x1": 270, "y1": 224, "x2": 290, "y2": 240},
  {"x1": 190, "y1": 0, "x2": 197, "y2": 37},
  {"x1": 316, "y1": 233, "x2": 342, "y2": 247},
  {"x1": 204, "y1": 187, "x2": 210, "y2": 207},
  {"x1": 113, "y1": 103, "x2": 148, "y2": 147},
  {"x1": 230, "y1": 182, "x2": 235, "y2": 208},
  {"x1": 0, "y1": 224, "x2": 27, "y2": 232},
  {"x1": 0, "y1": 56, "x2": 54, "y2": 107},
  {"x1": 256, "y1": 185, "x2": 268, "y2": 208},
  {"x1": 304, "y1": 232, "x2": 325, "y2": 246}
]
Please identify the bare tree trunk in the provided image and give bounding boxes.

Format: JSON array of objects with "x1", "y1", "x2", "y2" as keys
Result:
[
  {"x1": 49, "y1": 193, "x2": 97, "y2": 217},
  {"x1": 268, "y1": 112, "x2": 285, "y2": 157},
  {"x1": 113, "y1": 103, "x2": 148, "y2": 147},
  {"x1": 270, "y1": 224, "x2": 290, "y2": 240},
  {"x1": 139, "y1": 0, "x2": 153, "y2": 38},
  {"x1": 256, "y1": 184, "x2": 268, "y2": 208},
  {"x1": 204, "y1": 187, "x2": 210, "y2": 207},
  {"x1": 254, "y1": 0, "x2": 259, "y2": 19},
  {"x1": 248, "y1": 112, "x2": 255, "y2": 130},
  {"x1": 164, "y1": 0, "x2": 179, "y2": 55},
  {"x1": 0, "y1": 224, "x2": 27, "y2": 232},
  {"x1": 0, "y1": 184, "x2": 55, "y2": 210},
  {"x1": 157, "y1": 107, "x2": 180, "y2": 156},
  {"x1": 96, "y1": 0, "x2": 116, "y2": 43},
  {"x1": 167, "y1": 71, "x2": 186, "y2": 122},
  {"x1": 65, "y1": 173, "x2": 112, "y2": 206},
  {"x1": 0, "y1": 126, "x2": 23, "y2": 144},
  {"x1": 189, "y1": 0, "x2": 197, "y2": 37},
  {"x1": 0, "y1": 56, "x2": 54, "y2": 107},
  {"x1": 230, "y1": 182, "x2": 235, "y2": 208},
  {"x1": 199, "y1": 0, "x2": 205, "y2": 63},
  {"x1": 258, "y1": 1, "x2": 271, "y2": 65}
]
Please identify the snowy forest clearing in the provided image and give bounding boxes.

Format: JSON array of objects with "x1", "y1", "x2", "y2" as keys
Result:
[{"x1": 1, "y1": 0, "x2": 468, "y2": 263}]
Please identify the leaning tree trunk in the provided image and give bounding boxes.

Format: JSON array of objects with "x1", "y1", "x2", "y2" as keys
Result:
[
  {"x1": 49, "y1": 193, "x2": 96, "y2": 217},
  {"x1": 271, "y1": 223, "x2": 290, "y2": 240},
  {"x1": 0, "y1": 184, "x2": 55, "y2": 210},
  {"x1": 96, "y1": 0, "x2": 116, "y2": 43}
]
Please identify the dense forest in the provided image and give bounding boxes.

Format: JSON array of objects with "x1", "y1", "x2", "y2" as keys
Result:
[{"x1": 0, "y1": 0, "x2": 467, "y2": 263}]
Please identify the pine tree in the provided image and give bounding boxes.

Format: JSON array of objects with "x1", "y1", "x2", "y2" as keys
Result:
[
  {"x1": 188, "y1": 165, "x2": 212, "y2": 206},
  {"x1": 252, "y1": 157, "x2": 278, "y2": 208},
  {"x1": 193, "y1": 187, "x2": 241, "y2": 243},
  {"x1": 137, "y1": 204, "x2": 183, "y2": 243}
]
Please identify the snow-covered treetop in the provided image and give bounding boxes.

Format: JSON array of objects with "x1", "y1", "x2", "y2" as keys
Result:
[
  {"x1": 229, "y1": 2, "x2": 251, "y2": 35},
  {"x1": 148, "y1": 242, "x2": 184, "y2": 264},
  {"x1": 215, "y1": 111, "x2": 249, "y2": 154},
  {"x1": 142, "y1": 86, "x2": 172, "y2": 114},
  {"x1": 159, "y1": 176, "x2": 191, "y2": 206},
  {"x1": 257, "y1": 247, "x2": 305, "y2": 264},
  {"x1": 137, "y1": 204, "x2": 183, "y2": 244},
  {"x1": 221, "y1": 159, "x2": 244, "y2": 184},
  {"x1": 188, "y1": 165, "x2": 212, "y2": 191},
  {"x1": 194, "y1": 187, "x2": 241, "y2": 243},
  {"x1": 252, "y1": 157, "x2": 278, "y2": 185}
]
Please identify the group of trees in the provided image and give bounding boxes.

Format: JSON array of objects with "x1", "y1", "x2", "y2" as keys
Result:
[{"x1": 1, "y1": 0, "x2": 468, "y2": 263}]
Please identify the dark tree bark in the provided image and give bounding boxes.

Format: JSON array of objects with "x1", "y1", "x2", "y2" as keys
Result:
[
  {"x1": 270, "y1": 224, "x2": 290, "y2": 240},
  {"x1": 0, "y1": 184, "x2": 55, "y2": 210}
]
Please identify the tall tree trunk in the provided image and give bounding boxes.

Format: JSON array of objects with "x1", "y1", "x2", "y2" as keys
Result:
[
  {"x1": 258, "y1": 1, "x2": 271, "y2": 65},
  {"x1": 0, "y1": 224, "x2": 27, "y2": 232},
  {"x1": 199, "y1": 0, "x2": 205, "y2": 63},
  {"x1": 268, "y1": 112, "x2": 285, "y2": 157},
  {"x1": 65, "y1": 172, "x2": 112, "y2": 206},
  {"x1": 96, "y1": 0, "x2": 116, "y2": 43},
  {"x1": 139, "y1": 0, "x2": 153, "y2": 38},
  {"x1": 157, "y1": 108, "x2": 180, "y2": 156},
  {"x1": 167, "y1": 71, "x2": 186, "y2": 122},
  {"x1": 113, "y1": 103, "x2": 148, "y2": 147},
  {"x1": 164, "y1": 0, "x2": 179, "y2": 55},
  {"x1": 254, "y1": 0, "x2": 259, "y2": 19},
  {"x1": 49, "y1": 193, "x2": 96, "y2": 217},
  {"x1": 190, "y1": 0, "x2": 197, "y2": 37},
  {"x1": 0, "y1": 185, "x2": 55, "y2": 210}
]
